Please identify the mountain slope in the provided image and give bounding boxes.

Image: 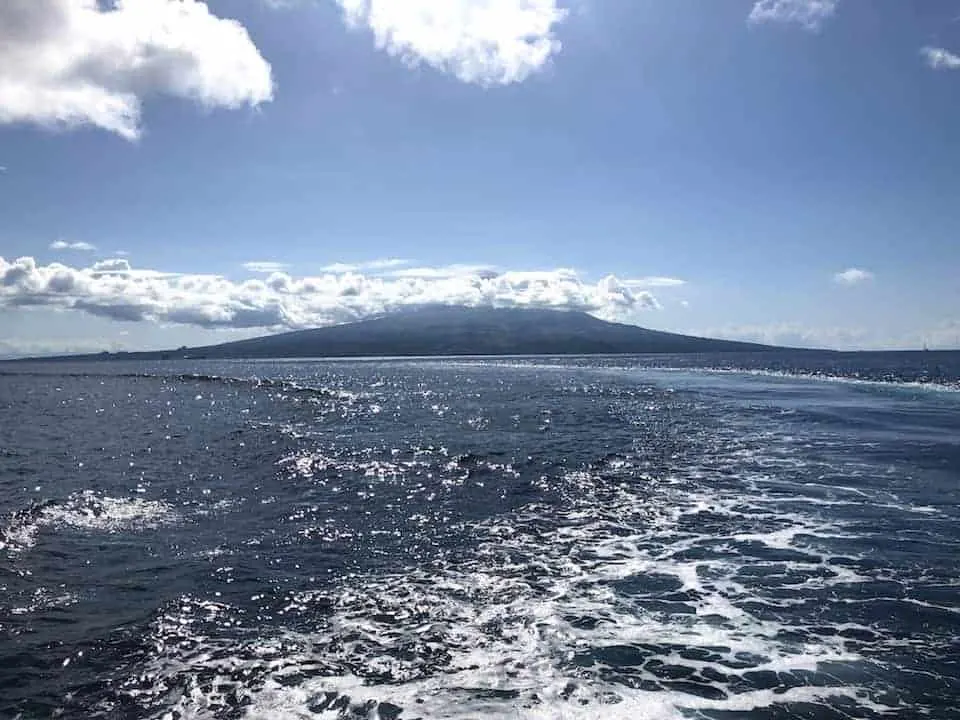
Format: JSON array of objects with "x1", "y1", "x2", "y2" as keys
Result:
[
  {"x1": 10, "y1": 307, "x2": 794, "y2": 362},
  {"x1": 169, "y1": 307, "x2": 778, "y2": 358}
]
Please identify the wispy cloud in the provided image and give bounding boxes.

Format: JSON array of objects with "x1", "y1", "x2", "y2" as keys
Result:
[
  {"x1": 50, "y1": 240, "x2": 96, "y2": 252},
  {"x1": 622, "y1": 277, "x2": 687, "y2": 289},
  {"x1": 748, "y1": 0, "x2": 838, "y2": 30},
  {"x1": 383, "y1": 264, "x2": 497, "y2": 279},
  {"x1": 243, "y1": 261, "x2": 290, "y2": 274},
  {"x1": 333, "y1": 0, "x2": 567, "y2": 85},
  {"x1": 693, "y1": 323, "x2": 868, "y2": 350},
  {"x1": 0, "y1": 337, "x2": 120, "y2": 360},
  {"x1": 921, "y1": 320, "x2": 960, "y2": 350},
  {"x1": 922, "y1": 46, "x2": 960, "y2": 71},
  {"x1": 0, "y1": 256, "x2": 660, "y2": 331},
  {"x1": 833, "y1": 267, "x2": 874, "y2": 285},
  {"x1": 319, "y1": 258, "x2": 409, "y2": 274},
  {"x1": 0, "y1": 0, "x2": 272, "y2": 140},
  {"x1": 697, "y1": 321, "x2": 960, "y2": 351}
]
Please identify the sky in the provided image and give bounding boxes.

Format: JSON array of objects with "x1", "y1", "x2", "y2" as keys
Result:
[{"x1": 1, "y1": 0, "x2": 959, "y2": 356}]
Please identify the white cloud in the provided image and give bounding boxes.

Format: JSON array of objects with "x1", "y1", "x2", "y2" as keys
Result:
[
  {"x1": 243, "y1": 261, "x2": 290, "y2": 273},
  {"x1": 384, "y1": 263, "x2": 498, "y2": 279},
  {"x1": 0, "y1": 0, "x2": 273, "y2": 140},
  {"x1": 622, "y1": 277, "x2": 686, "y2": 289},
  {"x1": 693, "y1": 323, "x2": 868, "y2": 350},
  {"x1": 50, "y1": 240, "x2": 96, "y2": 252},
  {"x1": 335, "y1": 0, "x2": 567, "y2": 85},
  {"x1": 833, "y1": 267, "x2": 873, "y2": 285},
  {"x1": 922, "y1": 47, "x2": 960, "y2": 71},
  {"x1": 748, "y1": 0, "x2": 838, "y2": 30},
  {"x1": 921, "y1": 320, "x2": 960, "y2": 350},
  {"x1": 0, "y1": 256, "x2": 661, "y2": 331},
  {"x1": 91, "y1": 258, "x2": 133, "y2": 273},
  {"x1": 0, "y1": 337, "x2": 120, "y2": 359},
  {"x1": 319, "y1": 258, "x2": 409, "y2": 274},
  {"x1": 696, "y1": 322, "x2": 960, "y2": 351}
]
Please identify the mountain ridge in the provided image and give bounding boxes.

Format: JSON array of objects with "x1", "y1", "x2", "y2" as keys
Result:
[{"x1": 8, "y1": 307, "x2": 795, "y2": 361}]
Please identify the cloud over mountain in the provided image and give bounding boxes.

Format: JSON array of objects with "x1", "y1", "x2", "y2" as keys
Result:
[{"x1": 0, "y1": 256, "x2": 661, "y2": 331}]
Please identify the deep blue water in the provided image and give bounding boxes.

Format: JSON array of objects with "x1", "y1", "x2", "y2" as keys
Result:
[{"x1": 1, "y1": 352, "x2": 959, "y2": 719}]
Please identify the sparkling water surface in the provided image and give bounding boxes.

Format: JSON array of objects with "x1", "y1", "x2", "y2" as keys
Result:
[{"x1": 1, "y1": 352, "x2": 959, "y2": 719}]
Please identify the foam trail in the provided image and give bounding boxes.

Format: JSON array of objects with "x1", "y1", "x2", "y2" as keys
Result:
[{"x1": 116, "y1": 461, "x2": 893, "y2": 719}]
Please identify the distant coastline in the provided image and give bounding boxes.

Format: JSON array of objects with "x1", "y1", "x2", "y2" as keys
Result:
[{"x1": 5, "y1": 307, "x2": 791, "y2": 362}]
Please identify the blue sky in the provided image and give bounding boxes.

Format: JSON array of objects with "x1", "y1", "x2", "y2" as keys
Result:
[{"x1": 1, "y1": 0, "x2": 959, "y2": 355}]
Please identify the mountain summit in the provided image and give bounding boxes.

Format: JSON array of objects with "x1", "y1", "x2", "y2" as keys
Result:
[{"x1": 156, "y1": 306, "x2": 774, "y2": 359}]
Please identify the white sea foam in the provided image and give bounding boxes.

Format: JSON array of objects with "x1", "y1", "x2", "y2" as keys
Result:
[
  {"x1": 0, "y1": 490, "x2": 177, "y2": 554},
  {"x1": 664, "y1": 366, "x2": 960, "y2": 393},
  {"x1": 3, "y1": 587, "x2": 78, "y2": 626},
  {"x1": 119, "y1": 454, "x2": 898, "y2": 719}
]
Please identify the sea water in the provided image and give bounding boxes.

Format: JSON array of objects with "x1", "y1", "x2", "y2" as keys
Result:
[{"x1": 1, "y1": 352, "x2": 959, "y2": 718}]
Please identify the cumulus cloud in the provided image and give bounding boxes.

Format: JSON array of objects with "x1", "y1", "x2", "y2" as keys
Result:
[
  {"x1": 334, "y1": 0, "x2": 567, "y2": 85},
  {"x1": 833, "y1": 267, "x2": 873, "y2": 285},
  {"x1": 748, "y1": 0, "x2": 838, "y2": 30},
  {"x1": 0, "y1": 256, "x2": 660, "y2": 331},
  {"x1": 0, "y1": 0, "x2": 273, "y2": 140},
  {"x1": 91, "y1": 258, "x2": 133, "y2": 273},
  {"x1": 922, "y1": 47, "x2": 960, "y2": 71},
  {"x1": 50, "y1": 239, "x2": 96, "y2": 252},
  {"x1": 243, "y1": 261, "x2": 290, "y2": 273}
]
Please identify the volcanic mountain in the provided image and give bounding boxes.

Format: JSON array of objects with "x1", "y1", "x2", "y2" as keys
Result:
[{"x1": 119, "y1": 306, "x2": 777, "y2": 359}]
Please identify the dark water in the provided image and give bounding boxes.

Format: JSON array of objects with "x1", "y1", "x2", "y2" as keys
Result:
[{"x1": 1, "y1": 352, "x2": 959, "y2": 719}]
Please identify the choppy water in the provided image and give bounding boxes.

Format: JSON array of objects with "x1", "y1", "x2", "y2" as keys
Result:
[{"x1": 1, "y1": 352, "x2": 959, "y2": 719}]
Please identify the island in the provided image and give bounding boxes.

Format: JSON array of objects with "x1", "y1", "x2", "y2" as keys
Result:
[{"x1": 13, "y1": 307, "x2": 785, "y2": 361}]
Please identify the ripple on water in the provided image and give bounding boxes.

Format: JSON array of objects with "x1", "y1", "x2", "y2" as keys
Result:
[{"x1": 3, "y1": 357, "x2": 958, "y2": 719}]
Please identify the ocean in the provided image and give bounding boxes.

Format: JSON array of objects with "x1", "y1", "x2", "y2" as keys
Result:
[{"x1": 1, "y1": 352, "x2": 959, "y2": 719}]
